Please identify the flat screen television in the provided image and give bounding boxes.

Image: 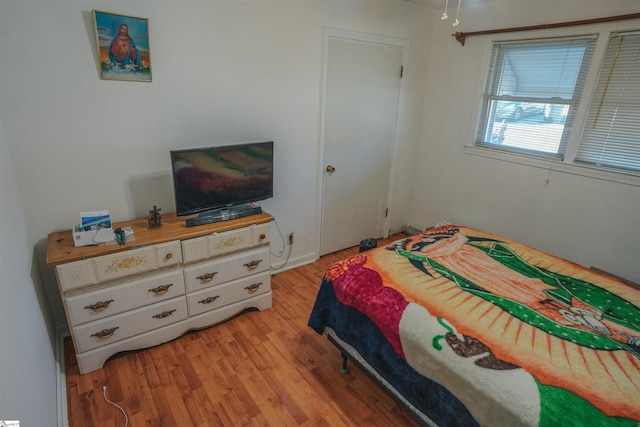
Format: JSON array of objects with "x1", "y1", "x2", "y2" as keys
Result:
[{"x1": 170, "y1": 141, "x2": 273, "y2": 219}]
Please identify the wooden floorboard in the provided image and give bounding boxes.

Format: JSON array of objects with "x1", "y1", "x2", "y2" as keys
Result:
[{"x1": 64, "y1": 234, "x2": 420, "y2": 426}]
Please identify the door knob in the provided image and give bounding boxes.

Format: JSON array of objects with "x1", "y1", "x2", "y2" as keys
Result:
[{"x1": 326, "y1": 165, "x2": 336, "y2": 173}]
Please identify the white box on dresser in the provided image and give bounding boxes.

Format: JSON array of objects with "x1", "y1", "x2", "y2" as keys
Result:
[{"x1": 47, "y1": 212, "x2": 274, "y2": 374}]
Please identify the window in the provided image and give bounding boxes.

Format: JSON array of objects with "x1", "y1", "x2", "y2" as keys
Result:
[
  {"x1": 576, "y1": 31, "x2": 640, "y2": 173},
  {"x1": 476, "y1": 36, "x2": 597, "y2": 159}
]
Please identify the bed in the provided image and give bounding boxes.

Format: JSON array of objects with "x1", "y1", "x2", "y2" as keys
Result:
[{"x1": 308, "y1": 224, "x2": 640, "y2": 426}]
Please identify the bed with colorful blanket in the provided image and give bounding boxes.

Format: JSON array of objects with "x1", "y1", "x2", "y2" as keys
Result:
[{"x1": 308, "y1": 224, "x2": 640, "y2": 426}]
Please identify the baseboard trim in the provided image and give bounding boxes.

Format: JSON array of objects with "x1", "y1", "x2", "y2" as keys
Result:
[
  {"x1": 56, "y1": 325, "x2": 70, "y2": 427},
  {"x1": 271, "y1": 252, "x2": 317, "y2": 274},
  {"x1": 405, "y1": 223, "x2": 426, "y2": 235}
]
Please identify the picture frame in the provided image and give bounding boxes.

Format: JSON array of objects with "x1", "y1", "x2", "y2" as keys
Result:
[{"x1": 92, "y1": 10, "x2": 152, "y2": 82}]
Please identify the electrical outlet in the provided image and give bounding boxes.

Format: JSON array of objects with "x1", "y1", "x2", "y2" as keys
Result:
[{"x1": 288, "y1": 232, "x2": 294, "y2": 245}]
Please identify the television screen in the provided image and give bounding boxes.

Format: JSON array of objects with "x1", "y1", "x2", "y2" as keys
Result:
[{"x1": 170, "y1": 141, "x2": 273, "y2": 217}]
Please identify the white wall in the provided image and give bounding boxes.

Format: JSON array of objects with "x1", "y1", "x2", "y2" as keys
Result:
[
  {"x1": 0, "y1": 1, "x2": 430, "y2": 424},
  {"x1": 0, "y1": 113, "x2": 58, "y2": 424},
  {"x1": 0, "y1": 0, "x2": 431, "y2": 329},
  {"x1": 411, "y1": 0, "x2": 640, "y2": 283}
]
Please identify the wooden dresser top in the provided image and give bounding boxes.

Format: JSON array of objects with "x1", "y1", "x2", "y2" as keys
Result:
[{"x1": 46, "y1": 212, "x2": 274, "y2": 266}]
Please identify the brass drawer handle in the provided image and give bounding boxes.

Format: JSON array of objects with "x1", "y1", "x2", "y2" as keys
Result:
[
  {"x1": 243, "y1": 260, "x2": 262, "y2": 270},
  {"x1": 196, "y1": 272, "x2": 218, "y2": 283},
  {"x1": 84, "y1": 300, "x2": 114, "y2": 312},
  {"x1": 244, "y1": 282, "x2": 262, "y2": 293},
  {"x1": 199, "y1": 296, "x2": 220, "y2": 304},
  {"x1": 153, "y1": 309, "x2": 176, "y2": 319},
  {"x1": 90, "y1": 327, "x2": 119, "y2": 340},
  {"x1": 165, "y1": 253, "x2": 173, "y2": 260},
  {"x1": 149, "y1": 284, "x2": 173, "y2": 295}
]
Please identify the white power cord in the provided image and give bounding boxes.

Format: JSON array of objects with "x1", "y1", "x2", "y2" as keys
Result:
[
  {"x1": 102, "y1": 385, "x2": 129, "y2": 427},
  {"x1": 270, "y1": 217, "x2": 293, "y2": 272}
]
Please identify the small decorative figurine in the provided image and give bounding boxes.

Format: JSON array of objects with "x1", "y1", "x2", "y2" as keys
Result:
[
  {"x1": 148, "y1": 205, "x2": 162, "y2": 229},
  {"x1": 114, "y1": 227, "x2": 126, "y2": 245}
]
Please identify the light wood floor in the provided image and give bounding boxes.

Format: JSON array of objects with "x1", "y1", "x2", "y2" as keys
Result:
[{"x1": 64, "y1": 234, "x2": 420, "y2": 426}]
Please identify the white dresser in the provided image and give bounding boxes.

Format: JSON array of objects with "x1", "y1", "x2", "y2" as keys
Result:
[{"x1": 47, "y1": 213, "x2": 274, "y2": 374}]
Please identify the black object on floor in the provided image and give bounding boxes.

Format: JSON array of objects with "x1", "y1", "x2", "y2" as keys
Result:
[{"x1": 359, "y1": 238, "x2": 377, "y2": 253}]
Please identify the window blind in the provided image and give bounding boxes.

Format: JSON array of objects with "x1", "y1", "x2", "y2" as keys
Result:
[
  {"x1": 476, "y1": 36, "x2": 596, "y2": 158},
  {"x1": 576, "y1": 31, "x2": 640, "y2": 173}
]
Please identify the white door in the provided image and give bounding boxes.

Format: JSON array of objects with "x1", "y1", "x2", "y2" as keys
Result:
[{"x1": 320, "y1": 33, "x2": 404, "y2": 255}]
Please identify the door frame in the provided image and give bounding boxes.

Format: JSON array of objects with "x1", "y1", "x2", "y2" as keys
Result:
[{"x1": 315, "y1": 27, "x2": 408, "y2": 256}]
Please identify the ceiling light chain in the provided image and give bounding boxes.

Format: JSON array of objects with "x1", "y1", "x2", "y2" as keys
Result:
[
  {"x1": 441, "y1": 0, "x2": 461, "y2": 27},
  {"x1": 441, "y1": 0, "x2": 449, "y2": 21},
  {"x1": 453, "y1": 0, "x2": 462, "y2": 27}
]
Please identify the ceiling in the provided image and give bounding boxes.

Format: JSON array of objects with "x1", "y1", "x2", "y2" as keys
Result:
[
  {"x1": 408, "y1": 0, "x2": 445, "y2": 7},
  {"x1": 408, "y1": 0, "x2": 494, "y2": 9}
]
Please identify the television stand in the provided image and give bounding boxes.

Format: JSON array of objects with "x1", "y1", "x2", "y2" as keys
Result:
[
  {"x1": 185, "y1": 203, "x2": 263, "y2": 227},
  {"x1": 46, "y1": 212, "x2": 273, "y2": 374}
]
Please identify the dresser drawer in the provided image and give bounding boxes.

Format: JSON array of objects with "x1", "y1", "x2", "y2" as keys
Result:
[
  {"x1": 73, "y1": 297, "x2": 188, "y2": 353},
  {"x1": 56, "y1": 241, "x2": 182, "y2": 292},
  {"x1": 93, "y1": 241, "x2": 182, "y2": 283},
  {"x1": 181, "y1": 223, "x2": 271, "y2": 263},
  {"x1": 249, "y1": 222, "x2": 271, "y2": 246},
  {"x1": 183, "y1": 246, "x2": 270, "y2": 292},
  {"x1": 66, "y1": 270, "x2": 185, "y2": 326},
  {"x1": 187, "y1": 271, "x2": 271, "y2": 316},
  {"x1": 56, "y1": 259, "x2": 96, "y2": 293}
]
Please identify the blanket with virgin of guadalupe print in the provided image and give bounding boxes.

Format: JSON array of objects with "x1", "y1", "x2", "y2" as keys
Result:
[{"x1": 310, "y1": 224, "x2": 640, "y2": 426}]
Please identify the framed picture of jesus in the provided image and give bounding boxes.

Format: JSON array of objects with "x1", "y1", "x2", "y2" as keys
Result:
[{"x1": 93, "y1": 10, "x2": 152, "y2": 82}]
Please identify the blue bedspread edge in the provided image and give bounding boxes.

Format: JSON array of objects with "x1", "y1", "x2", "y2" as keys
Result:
[{"x1": 308, "y1": 275, "x2": 480, "y2": 427}]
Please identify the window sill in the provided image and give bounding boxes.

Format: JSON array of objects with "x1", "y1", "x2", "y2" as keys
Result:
[{"x1": 464, "y1": 145, "x2": 640, "y2": 187}]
